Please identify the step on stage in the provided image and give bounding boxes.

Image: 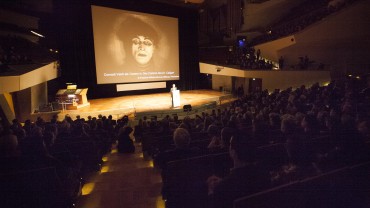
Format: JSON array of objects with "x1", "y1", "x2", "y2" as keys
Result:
[{"x1": 57, "y1": 90, "x2": 235, "y2": 121}]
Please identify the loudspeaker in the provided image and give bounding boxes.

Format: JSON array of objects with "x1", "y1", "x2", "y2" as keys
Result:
[{"x1": 183, "y1": 104, "x2": 192, "y2": 112}]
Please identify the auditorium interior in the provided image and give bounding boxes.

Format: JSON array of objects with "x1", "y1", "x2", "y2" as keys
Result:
[{"x1": 0, "y1": 0, "x2": 370, "y2": 208}]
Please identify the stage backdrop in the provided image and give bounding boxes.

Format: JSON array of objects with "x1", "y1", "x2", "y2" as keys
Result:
[{"x1": 53, "y1": 0, "x2": 200, "y2": 99}]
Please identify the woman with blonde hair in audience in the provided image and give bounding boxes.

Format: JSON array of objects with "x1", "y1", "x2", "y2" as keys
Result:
[{"x1": 154, "y1": 127, "x2": 199, "y2": 169}]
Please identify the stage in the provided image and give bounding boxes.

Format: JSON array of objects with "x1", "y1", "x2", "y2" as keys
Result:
[{"x1": 54, "y1": 90, "x2": 235, "y2": 121}]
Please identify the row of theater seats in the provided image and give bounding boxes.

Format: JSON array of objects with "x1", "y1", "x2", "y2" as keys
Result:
[
  {"x1": 159, "y1": 146, "x2": 370, "y2": 208},
  {"x1": 163, "y1": 152, "x2": 231, "y2": 208},
  {"x1": 141, "y1": 131, "x2": 209, "y2": 159},
  {"x1": 158, "y1": 141, "x2": 288, "y2": 208},
  {"x1": 139, "y1": 126, "x2": 370, "y2": 208},
  {"x1": 234, "y1": 161, "x2": 370, "y2": 208}
]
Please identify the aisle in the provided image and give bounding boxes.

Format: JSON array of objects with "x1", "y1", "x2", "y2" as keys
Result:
[{"x1": 76, "y1": 143, "x2": 164, "y2": 208}]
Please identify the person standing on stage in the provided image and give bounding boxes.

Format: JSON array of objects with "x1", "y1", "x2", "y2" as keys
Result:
[{"x1": 171, "y1": 84, "x2": 177, "y2": 92}]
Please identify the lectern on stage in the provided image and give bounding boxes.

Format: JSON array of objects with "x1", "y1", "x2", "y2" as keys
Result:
[
  {"x1": 171, "y1": 89, "x2": 180, "y2": 108},
  {"x1": 56, "y1": 87, "x2": 90, "y2": 110}
]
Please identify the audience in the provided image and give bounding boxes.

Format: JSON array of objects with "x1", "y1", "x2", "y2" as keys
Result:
[
  {"x1": 1, "y1": 74, "x2": 369, "y2": 207},
  {"x1": 0, "y1": 113, "x2": 135, "y2": 206},
  {"x1": 226, "y1": 46, "x2": 275, "y2": 70}
]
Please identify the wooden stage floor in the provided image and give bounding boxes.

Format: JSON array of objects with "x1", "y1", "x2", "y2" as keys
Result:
[{"x1": 57, "y1": 90, "x2": 234, "y2": 121}]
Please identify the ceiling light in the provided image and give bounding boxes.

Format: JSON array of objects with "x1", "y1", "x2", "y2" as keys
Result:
[{"x1": 30, "y1": 30, "x2": 45, "y2": 38}]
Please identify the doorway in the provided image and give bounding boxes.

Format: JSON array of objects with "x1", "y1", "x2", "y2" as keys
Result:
[{"x1": 248, "y1": 78, "x2": 262, "y2": 93}]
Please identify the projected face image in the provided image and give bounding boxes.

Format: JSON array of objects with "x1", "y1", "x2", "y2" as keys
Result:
[
  {"x1": 92, "y1": 6, "x2": 179, "y2": 84},
  {"x1": 131, "y1": 35, "x2": 154, "y2": 66}
]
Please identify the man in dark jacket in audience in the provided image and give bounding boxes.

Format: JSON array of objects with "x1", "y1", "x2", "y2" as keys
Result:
[{"x1": 207, "y1": 133, "x2": 270, "y2": 208}]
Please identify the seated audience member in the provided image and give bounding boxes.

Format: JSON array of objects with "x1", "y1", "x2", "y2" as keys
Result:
[
  {"x1": 154, "y1": 127, "x2": 199, "y2": 169},
  {"x1": 269, "y1": 113, "x2": 281, "y2": 131},
  {"x1": 357, "y1": 120, "x2": 370, "y2": 142},
  {"x1": 337, "y1": 114, "x2": 368, "y2": 164},
  {"x1": 173, "y1": 114, "x2": 180, "y2": 125},
  {"x1": 22, "y1": 119, "x2": 33, "y2": 135},
  {"x1": 281, "y1": 114, "x2": 299, "y2": 142},
  {"x1": 70, "y1": 121, "x2": 90, "y2": 139},
  {"x1": 0, "y1": 133, "x2": 22, "y2": 173},
  {"x1": 178, "y1": 123, "x2": 190, "y2": 132},
  {"x1": 133, "y1": 119, "x2": 144, "y2": 143},
  {"x1": 169, "y1": 121, "x2": 178, "y2": 132},
  {"x1": 253, "y1": 115, "x2": 271, "y2": 146},
  {"x1": 301, "y1": 113, "x2": 320, "y2": 140},
  {"x1": 157, "y1": 118, "x2": 172, "y2": 136},
  {"x1": 42, "y1": 124, "x2": 57, "y2": 152},
  {"x1": 203, "y1": 116, "x2": 214, "y2": 132},
  {"x1": 207, "y1": 133, "x2": 270, "y2": 208},
  {"x1": 237, "y1": 113, "x2": 253, "y2": 134},
  {"x1": 56, "y1": 120, "x2": 72, "y2": 142},
  {"x1": 194, "y1": 115, "x2": 204, "y2": 132},
  {"x1": 10, "y1": 119, "x2": 22, "y2": 133},
  {"x1": 319, "y1": 114, "x2": 369, "y2": 171},
  {"x1": 20, "y1": 127, "x2": 61, "y2": 168},
  {"x1": 19, "y1": 127, "x2": 78, "y2": 185},
  {"x1": 314, "y1": 115, "x2": 343, "y2": 171},
  {"x1": 182, "y1": 116, "x2": 193, "y2": 132},
  {"x1": 117, "y1": 126, "x2": 135, "y2": 153},
  {"x1": 316, "y1": 110, "x2": 330, "y2": 133},
  {"x1": 207, "y1": 125, "x2": 224, "y2": 152},
  {"x1": 220, "y1": 127, "x2": 235, "y2": 150},
  {"x1": 275, "y1": 115, "x2": 318, "y2": 182},
  {"x1": 268, "y1": 113, "x2": 284, "y2": 143}
]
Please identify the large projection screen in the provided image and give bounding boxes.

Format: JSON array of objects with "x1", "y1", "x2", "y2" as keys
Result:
[{"x1": 91, "y1": 5, "x2": 179, "y2": 84}]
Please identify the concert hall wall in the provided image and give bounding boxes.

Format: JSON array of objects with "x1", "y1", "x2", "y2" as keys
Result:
[{"x1": 53, "y1": 0, "x2": 200, "y2": 99}]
